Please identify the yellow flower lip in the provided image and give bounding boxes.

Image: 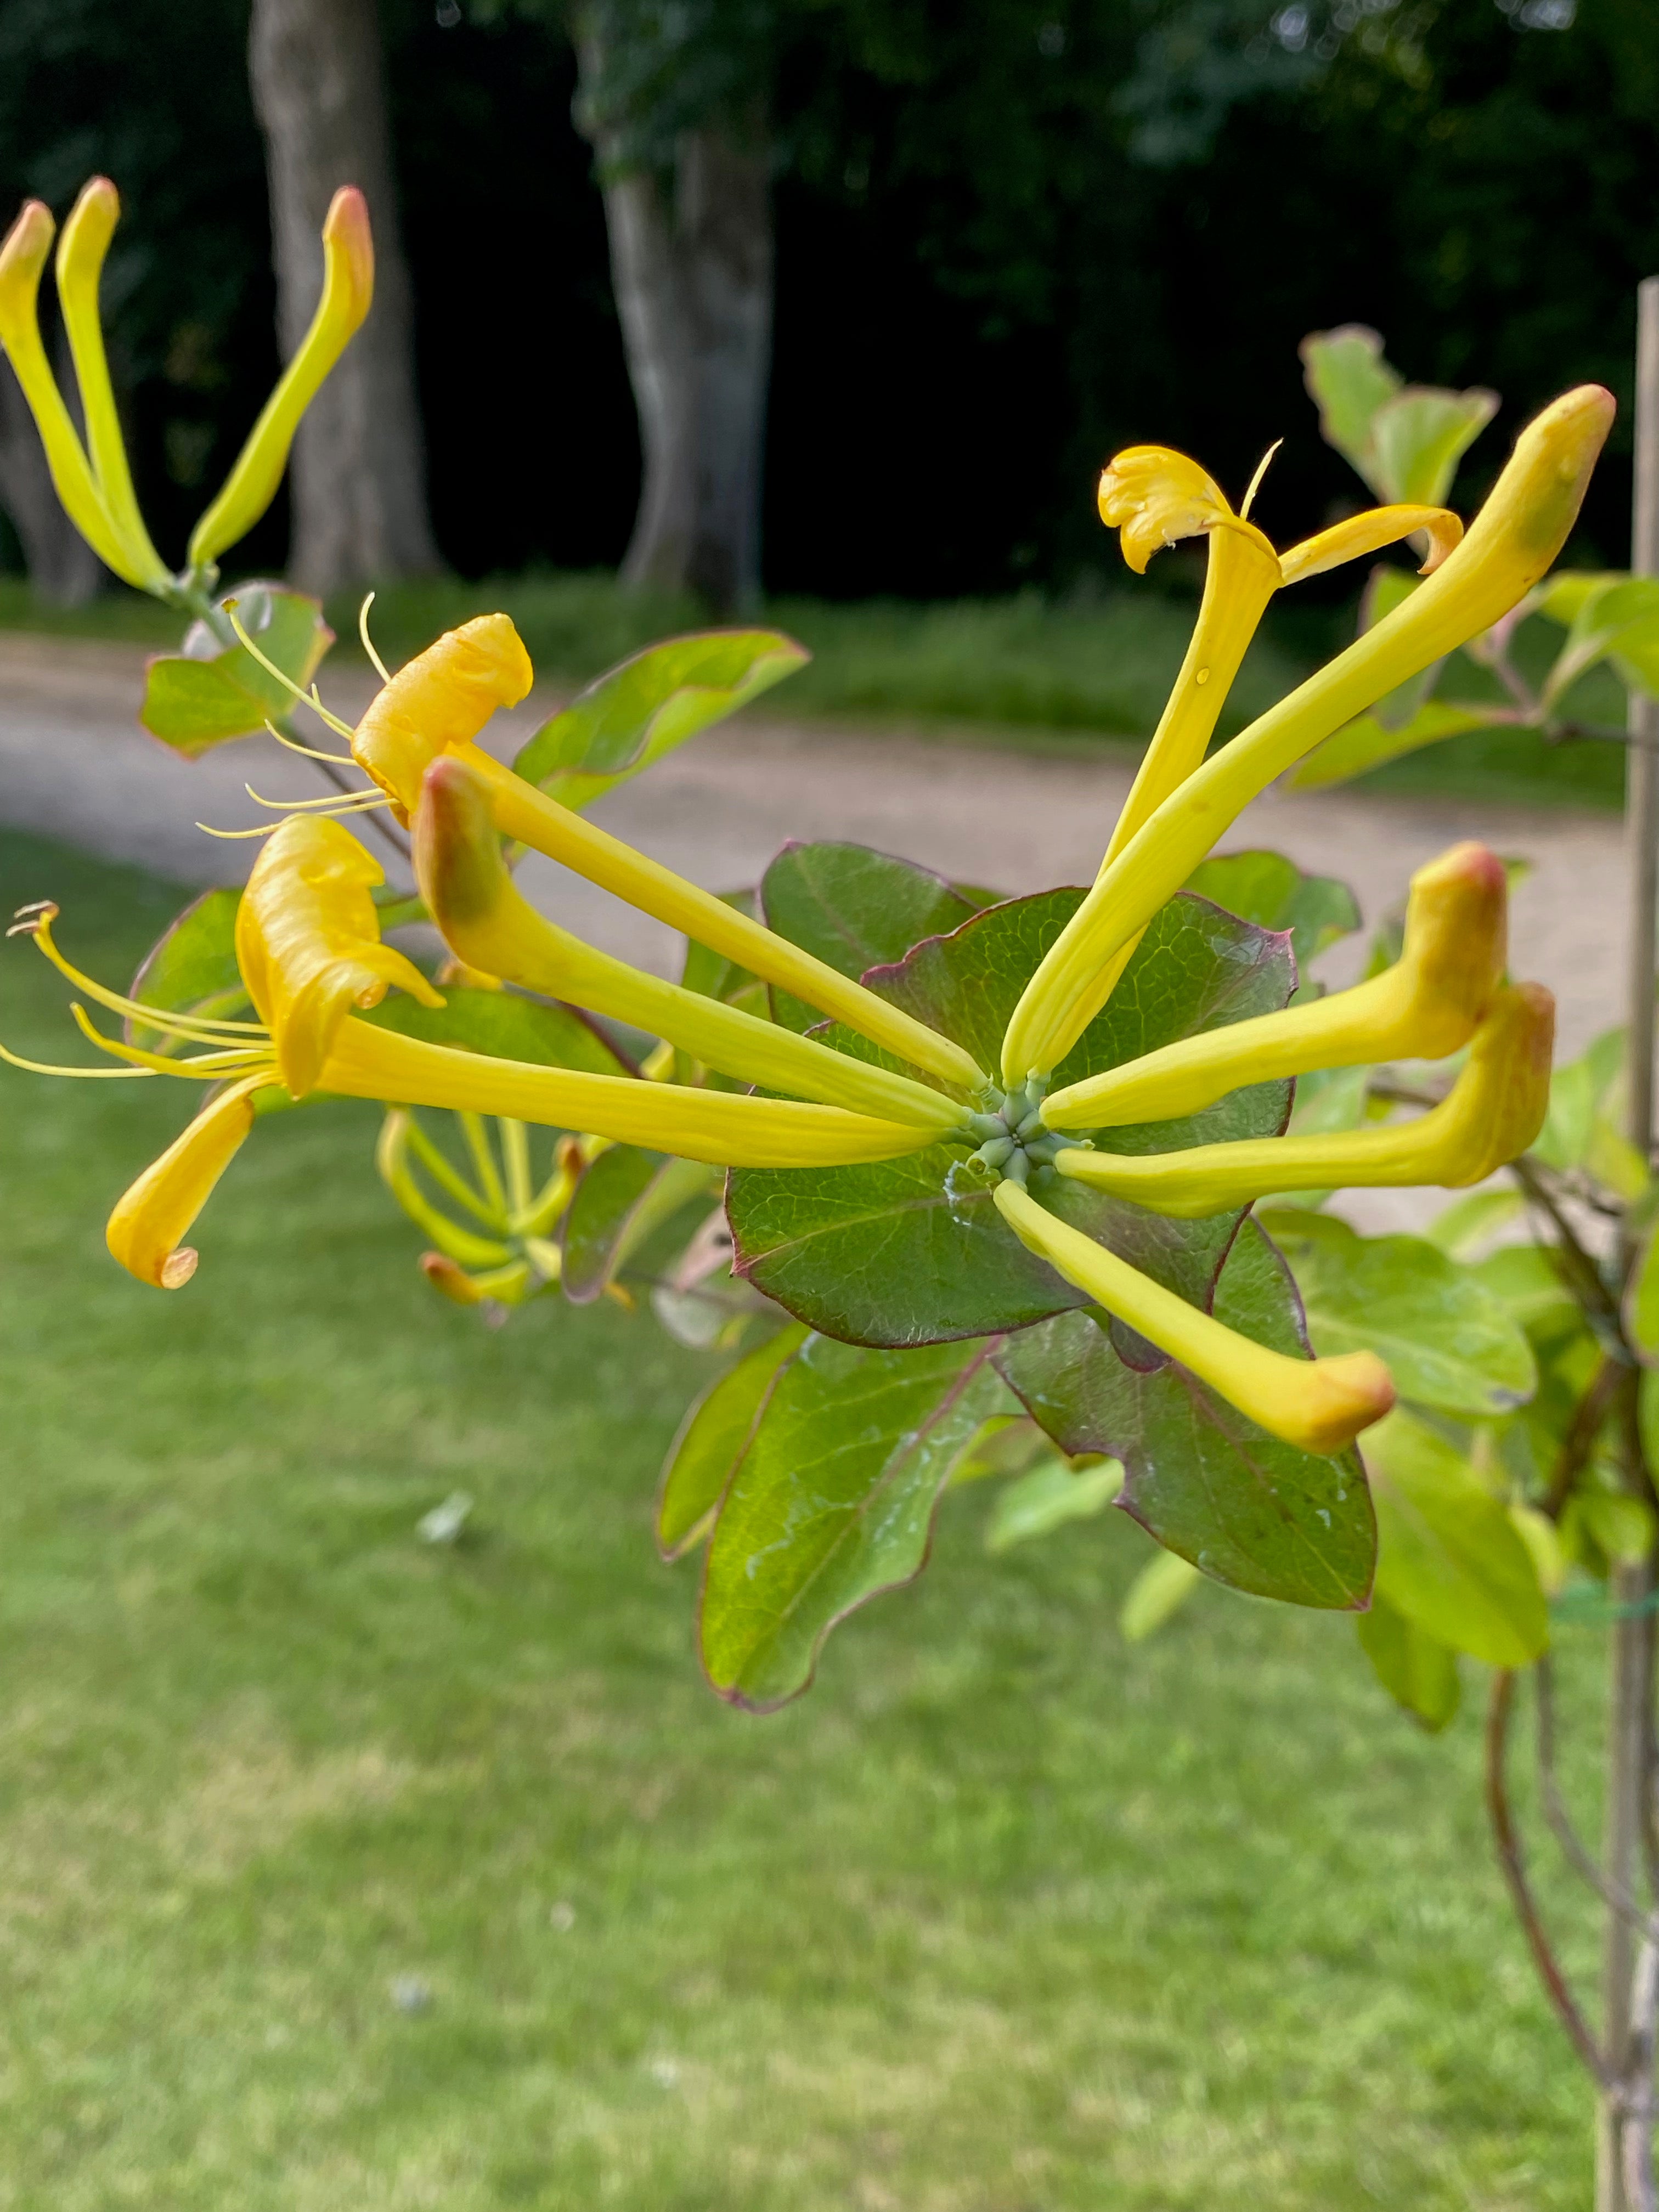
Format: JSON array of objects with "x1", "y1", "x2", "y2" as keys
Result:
[
  {"x1": 994, "y1": 1181, "x2": 1394, "y2": 1454},
  {"x1": 1098, "y1": 446, "x2": 1279, "y2": 575},
  {"x1": 1051, "y1": 979, "x2": 1554, "y2": 1217},
  {"x1": 351, "y1": 613, "x2": 534, "y2": 818},
  {"x1": 236, "y1": 814, "x2": 444, "y2": 1097},
  {"x1": 1041, "y1": 838, "x2": 1509, "y2": 1133},
  {"x1": 105, "y1": 1070, "x2": 272, "y2": 1290}
]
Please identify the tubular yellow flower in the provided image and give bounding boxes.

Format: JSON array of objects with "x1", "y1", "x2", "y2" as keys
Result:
[
  {"x1": 105, "y1": 1070, "x2": 272, "y2": 1289},
  {"x1": 414, "y1": 755, "x2": 968, "y2": 1135},
  {"x1": 54, "y1": 178, "x2": 168, "y2": 588},
  {"x1": 0, "y1": 197, "x2": 154, "y2": 586},
  {"x1": 1042, "y1": 840, "x2": 1508, "y2": 1132},
  {"x1": 1051, "y1": 981, "x2": 1554, "y2": 1217},
  {"x1": 236, "y1": 813, "x2": 445, "y2": 1097},
  {"x1": 994, "y1": 1181, "x2": 1395, "y2": 1453},
  {"x1": 347, "y1": 615, "x2": 985, "y2": 1093},
  {"x1": 188, "y1": 187, "x2": 375, "y2": 569},
  {"x1": 1002, "y1": 385, "x2": 1613, "y2": 1083}
]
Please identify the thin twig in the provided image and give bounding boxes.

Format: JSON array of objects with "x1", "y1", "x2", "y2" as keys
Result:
[
  {"x1": 1486, "y1": 1669, "x2": 1612, "y2": 2087},
  {"x1": 1508, "y1": 1153, "x2": 1626, "y2": 1334},
  {"x1": 1545, "y1": 1356, "x2": 1626, "y2": 1518},
  {"x1": 1537, "y1": 1661, "x2": 1659, "y2": 1938}
]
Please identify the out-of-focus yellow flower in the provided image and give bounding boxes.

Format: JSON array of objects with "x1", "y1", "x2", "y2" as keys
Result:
[{"x1": 188, "y1": 187, "x2": 374, "y2": 569}]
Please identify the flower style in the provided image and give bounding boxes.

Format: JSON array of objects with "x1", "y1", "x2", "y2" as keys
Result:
[
  {"x1": 4, "y1": 382, "x2": 1612, "y2": 1464},
  {"x1": 0, "y1": 179, "x2": 372, "y2": 595}
]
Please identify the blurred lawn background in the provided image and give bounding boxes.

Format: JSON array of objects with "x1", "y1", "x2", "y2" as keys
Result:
[{"x1": 0, "y1": 823, "x2": 1616, "y2": 2210}]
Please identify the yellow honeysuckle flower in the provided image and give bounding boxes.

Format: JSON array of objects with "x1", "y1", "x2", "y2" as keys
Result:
[
  {"x1": 1050, "y1": 982, "x2": 1554, "y2": 1218},
  {"x1": 414, "y1": 753, "x2": 969, "y2": 1135},
  {"x1": 3, "y1": 817, "x2": 950, "y2": 1289},
  {"x1": 188, "y1": 187, "x2": 375, "y2": 570},
  {"x1": 1041, "y1": 840, "x2": 1508, "y2": 1133},
  {"x1": 1002, "y1": 383, "x2": 1613, "y2": 1084},
  {"x1": 994, "y1": 1181, "x2": 1395, "y2": 1453},
  {"x1": 343, "y1": 614, "x2": 985, "y2": 1093},
  {"x1": 0, "y1": 190, "x2": 167, "y2": 590},
  {"x1": 1070, "y1": 447, "x2": 1463, "y2": 1025}
]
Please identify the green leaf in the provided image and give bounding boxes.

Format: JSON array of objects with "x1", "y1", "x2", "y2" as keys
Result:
[
  {"x1": 1287, "y1": 698, "x2": 1495, "y2": 792},
  {"x1": 1367, "y1": 385, "x2": 1498, "y2": 508},
  {"x1": 1301, "y1": 325, "x2": 1402, "y2": 479},
  {"x1": 1541, "y1": 575, "x2": 1659, "y2": 708},
  {"x1": 699, "y1": 1336, "x2": 1007, "y2": 1708},
  {"x1": 1366, "y1": 1411, "x2": 1548, "y2": 1666},
  {"x1": 997, "y1": 1218, "x2": 1375, "y2": 1610},
  {"x1": 1262, "y1": 1210, "x2": 1536, "y2": 1419},
  {"x1": 1355, "y1": 1594, "x2": 1460, "y2": 1732},
  {"x1": 1471, "y1": 1243, "x2": 1580, "y2": 1344},
  {"x1": 656, "y1": 1323, "x2": 808, "y2": 1560},
  {"x1": 1426, "y1": 1188, "x2": 1526, "y2": 1261},
  {"x1": 947, "y1": 1414, "x2": 1052, "y2": 1486},
  {"x1": 1119, "y1": 1547, "x2": 1203, "y2": 1642},
  {"x1": 512, "y1": 630, "x2": 808, "y2": 808},
  {"x1": 759, "y1": 840, "x2": 981, "y2": 1032},
  {"x1": 1182, "y1": 849, "x2": 1360, "y2": 974},
  {"x1": 360, "y1": 985, "x2": 635, "y2": 1076},
  {"x1": 730, "y1": 886, "x2": 1293, "y2": 1347},
  {"x1": 1568, "y1": 1488, "x2": 1656, "y2": 1570},
  {"x1": 561, "y1": 1147, "x2": 713, "y2": 1305},
  {"x1": 1627, "y1": 1227, "x2": 1659, "y2": 1365},
  {"x1": 127, "y1": 886, "x2": 249, "y2": 1052},
  {"x1": 984, "y1": 1453, "x2": 1122, "y2": 1555},
  {"x1": 139, "y1": 584, "x2": 332, "y2": 753}
]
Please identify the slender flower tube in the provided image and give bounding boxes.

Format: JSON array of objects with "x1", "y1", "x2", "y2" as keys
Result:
[
  {"x1": 188, "y1": 188, "x2": 375, "y2": 569},
  {"x1": 54, "y1": 179, "x2": 168, "y2": 588},
  {"x1": 1002, "y1": 385, "x2": 1614, "y2": 1082},
  {"x1": 349, "y1": 615, "x2": 986, "y2": 1092},
  {"x1": 0, "y1": 197, "x2": 160, "y2": 587},
  {"x1": 1051, "y1": 981, "x2": 1554, "y2": 1218},
  {"x1": 1042, "y1": 841, "x2": 1508, "y2": 1132},
  {"x1": 415, "y1": 755, "x2": 968, "y2": 1134},
  {"x1": 994, "y1": 1181, "x2": 1395, "y2": 1452},
  {"x1": 5, "y1": 817, "x2": 945, "y2": 1288}
]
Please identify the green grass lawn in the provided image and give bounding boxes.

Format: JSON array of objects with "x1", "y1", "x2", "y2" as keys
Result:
[
  {"x1": 0, "y1": 568, "x2": 1626, "y2": 809},
  {"x1": 0, "y1": 828, "x2": 1612, "y2": 2209}
]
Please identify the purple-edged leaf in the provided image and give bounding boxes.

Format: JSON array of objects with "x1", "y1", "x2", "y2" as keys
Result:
[
  {"x1": 1183, "y1": 850, "x2": 1359, "y2": 974},
  {"x1": 727, "y1": 888, "x2": 1293, "y2": 1347},
  {"x1": 699, "y1": 1334, "x2": 1009, "y2": 1709},
  {"x1": 759, "y1": 840, "x2": 983, "y2": 1031},
  {"x1": 996, "y1": 1217, "x2": 1375, "y2": 1610}
]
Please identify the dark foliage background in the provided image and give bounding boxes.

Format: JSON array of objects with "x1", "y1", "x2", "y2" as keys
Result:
[{"x1": 0, "y1": 0, "x2": 1652, "y2": 597}]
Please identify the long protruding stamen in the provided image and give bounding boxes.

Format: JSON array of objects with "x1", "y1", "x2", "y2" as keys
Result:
[
  {"x1": 1238, "y1": 438, "x2": 1283, "y2": 521},
  {"x1": 196, "y1": 792, "x2": 391, "y2": 840},
  {"x1": 18, "y1": 907, "x2": 265, "y2": 1040},
  {"x1": 66, "y1": 1001, "x2": 271, "y2": 1078},
  {"x1": 358, "y1": 591, "x2": 394, "y2": 684},
  {"x1": 266, "y1": 721, "x2": 358, "y2": 767},
  {"x1": 225, "y1": 606, "x2": 358, "y2": 742},
  {"x1": 0, "y1": 1036, "x2": 153, "y2": 1079},
  {"x1": 244, "y1": 781, "x2": 380, "y2": 812}
]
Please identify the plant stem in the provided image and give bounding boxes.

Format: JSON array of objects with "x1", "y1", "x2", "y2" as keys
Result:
[{"x1": 1600, "y1": 271, "x2": 1659, "y2": 2212}]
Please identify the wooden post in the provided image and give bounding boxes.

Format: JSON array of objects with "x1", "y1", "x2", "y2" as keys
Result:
[{"x1": 1600, "y1": 273, "x2": 1659, "y2": 2212}]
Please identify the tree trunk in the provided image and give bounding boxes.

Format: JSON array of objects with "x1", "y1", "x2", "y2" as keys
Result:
[
  {"x1": 579, "y1": 49, "x2": 773, "y2": 616},
  {"x1": 248, "y1": 0, "x2": 439, "y2": 593},
  {"x1": 0, "y1": 350, "x2": 100, "y2": 607}
]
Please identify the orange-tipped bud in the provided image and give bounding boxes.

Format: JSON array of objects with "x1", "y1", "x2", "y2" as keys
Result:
[
  {"x1": 1042, "y1": 839, "x2": 1509, "y2": 1133},
  {"x1": 188, "y1": 186, "x2": 376, "y2": 568},
  {"x1": 1052, "y1": 980, "x2": 1555, "y2": 1216}
]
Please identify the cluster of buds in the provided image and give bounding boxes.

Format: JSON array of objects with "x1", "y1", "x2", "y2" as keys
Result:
[
  {"x1": 0, "y1": 177, "x2": 371, "y2": 603},
  {"x1": 1, "y1": 363, "x2": 1613, "y2": 1463}
]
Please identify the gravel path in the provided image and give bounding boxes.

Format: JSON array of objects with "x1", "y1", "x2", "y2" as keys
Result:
[{"x1": 0, "y1": 631, "x2": 1627, "y2": 1231}]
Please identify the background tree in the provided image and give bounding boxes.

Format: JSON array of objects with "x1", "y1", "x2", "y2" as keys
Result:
[{"x1": 248, "y1": 0, "x2": 438, "y2": 591}]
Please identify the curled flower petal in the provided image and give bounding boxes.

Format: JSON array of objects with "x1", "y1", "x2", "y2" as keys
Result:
[
  {"x1": 236, "y1": 815, "x2": 444, "y2": 1096},
  {"x1": 1042, "y1": 840, "x2": 1508, "y2": 1132},
  {"x1": 1097, "y1": 446, "x2": 1277, "y2": 575},
  {"x1": 994, "y1": 1181, "x2": 1394, "y2": 1453},
  {"x1": 188, "y1": 187, "x2": 376, "y2": 568},
  {"x1": 105, "y1": 1070, "x2": 272, "y2": 1289},
  {"x1": 1276, "y1": 502, "x2": 1462, "y2": 585},
  {"x1": 352, "y1": 612, "x2": 533, "y2": 821},
  {"x1": 1051, "y1": 981, "x2": 1554, "y2": 1216}
]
